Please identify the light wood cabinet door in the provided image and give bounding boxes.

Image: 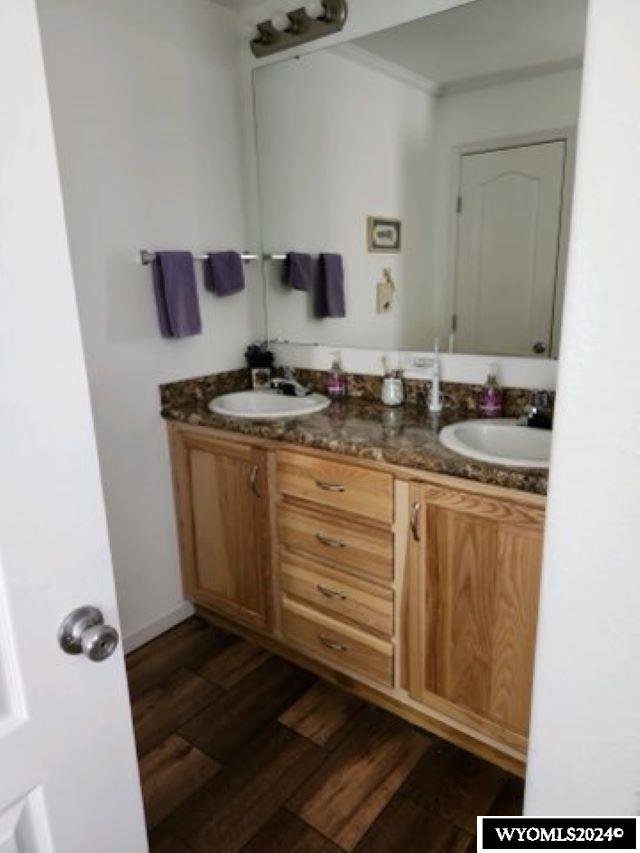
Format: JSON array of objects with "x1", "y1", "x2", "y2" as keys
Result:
[
  {"x1": 406, "y1": 482, "x2": 544, "y2": 741},
  {"x1": 170, "y1": 428, "x2": 270, "y2": 629}
]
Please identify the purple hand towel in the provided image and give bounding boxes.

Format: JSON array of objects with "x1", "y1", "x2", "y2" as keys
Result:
[
  {"x1": 152, "y1": 251, "x2": 201, "y2": 338},
  {"x1": 283, "y1": 252, "x2": 312, "y2": 292},
  {"x1": 205, "y1": 251, "x2": 245, "y2": 297},
  {"x1": 315, "y1": 253, "x2": 346, "y2": 318}
]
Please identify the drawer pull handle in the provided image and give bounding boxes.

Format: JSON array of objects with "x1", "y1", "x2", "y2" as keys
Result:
[
  {"x1": 315, "y1": 480, "x2": 345, "y2": 493},
  {"x1": 316, "y1": 584, "x2": 347, "y2": 600},
  {"x1": 319, "y1": 634, "x2": 347, "y2": 652},
  {"x1": 410, "y1": 501, "x2": 421, "y2": 542},
  {"x1": 315, "y1": 533, "x2": 346, "y2": 549},
  {"x1": 249, "y1": 464, "x2": 261, "y2": 497}
]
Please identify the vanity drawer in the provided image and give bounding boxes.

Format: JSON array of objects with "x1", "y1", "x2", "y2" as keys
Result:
[
  {"x1": 277, "y1": 450, "x2": 393, "y2": 524},
  {"x1": 281, "y1": 598, "x2": 394, "y2": 687},
  {"x1": 279, "y1": 502, "x2": 393, "y2": 582},
  {"x1": 281, "y1": 553, "x2": 393, "y2": 638}
]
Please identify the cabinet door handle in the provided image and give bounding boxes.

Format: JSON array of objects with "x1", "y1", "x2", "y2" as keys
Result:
[
  {"x1": 410, "y1": 501, "x2": 421, "y2": 542},
  {"x1": 315, "y1": 533, "x2": 346, "y2": 549},
  {"x1": 316, "y1": 584, "x2": 347, "y2": 600},
  {"x1": 315, "y1": 480, "x2": 345, "y2": 493},
  {"x1": 248, "y1": 464, "x2": 261, "y2": 497},
  {"x1": 319, "y1": 634, "x2": 347, "y2": 652}
]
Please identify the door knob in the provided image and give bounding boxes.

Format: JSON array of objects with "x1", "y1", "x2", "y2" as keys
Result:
[
  {"x1": 58, "y1": 606, "x2": 119, "y2": 662},
  {"x1": 532, "y1": 341, "x2": 547, "y2": 354}
]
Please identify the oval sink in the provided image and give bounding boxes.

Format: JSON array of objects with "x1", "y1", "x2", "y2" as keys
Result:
[
  {"x1": 210, "y1": 390, "x2": 330, "y2": 421},
  {"x1": 439, "y1": 418, "x2": 551, "y2": 469}
]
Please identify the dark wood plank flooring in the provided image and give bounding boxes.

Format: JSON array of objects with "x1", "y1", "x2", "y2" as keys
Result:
[{"x1": 126, "y1": 616, "x2": 524, "y2": 852}]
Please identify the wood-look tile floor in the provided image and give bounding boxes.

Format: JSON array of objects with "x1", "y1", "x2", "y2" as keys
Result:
[{"x1": 126, "y1": 616, "x2": 524, "y2": 852}]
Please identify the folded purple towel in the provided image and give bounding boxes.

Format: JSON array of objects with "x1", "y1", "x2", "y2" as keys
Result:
[
  {"x1": 205, "y1": 251, "x2": 245, "y2": 297},
  {"x1": 152, "y1": 251, "x2": 201, "y2": 338},
  {"x1": 283, "y1": 252, "x2": 312, "y2": 292},
  {"x1": 315, "y1": 253, "x2": 346, "y2": 318}
]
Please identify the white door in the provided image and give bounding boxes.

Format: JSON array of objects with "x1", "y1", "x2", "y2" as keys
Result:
[
  {"x1": 454, "y1": 140, "x2": 567, "y2": 357},
  {"x1": 0, "y1": 3, "x2": 147, "y2": 851}
]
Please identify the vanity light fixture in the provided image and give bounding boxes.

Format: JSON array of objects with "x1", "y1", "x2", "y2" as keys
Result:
[{"x1": 249, "y1": 0, "x2": 348, "y2": 58}]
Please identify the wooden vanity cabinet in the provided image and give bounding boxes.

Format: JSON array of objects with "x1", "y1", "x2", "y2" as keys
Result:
[
  {"x1": 404, "y1": 481, "x2": 544, "y2": 747},
  {"x1": 167, "y1": 422, "x2": 545, "y2": 773},
  {"x1": 168, "y1": 427, "x2": 271, "y2": 630}
]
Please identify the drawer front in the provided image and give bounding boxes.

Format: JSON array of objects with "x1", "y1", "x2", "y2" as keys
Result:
[
  {"x1": 277, "y1": 450, "x2": 393, "y2": 524},
  {"x1": 281, "y1": 598, "x2": 394, "y2": 687},
  {"x1": 281, "y1": 554, "x2": 393, "y2": 638},
  {"x1": 279, "y1": 503, "x2": 393, "y2": 582}
]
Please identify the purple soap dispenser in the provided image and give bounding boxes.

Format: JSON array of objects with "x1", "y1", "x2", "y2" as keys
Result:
[{"x1": 478, "y1": 362, "x2": 503, "y2": 417}]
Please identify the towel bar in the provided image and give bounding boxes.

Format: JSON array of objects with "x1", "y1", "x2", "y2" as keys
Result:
[{"x1": 139, "y1": 250, "x2": 288, "y2": 265}]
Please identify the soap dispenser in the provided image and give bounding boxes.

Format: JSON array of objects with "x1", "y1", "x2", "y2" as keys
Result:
[
  {"x1": 478, "y1": 362, "x2": 504, "y2": 417},
  {"x1": 325, "y1": 350, "x2": 347, "y2": 399},
  {"x1": 381, "y1": 354, "x2": 404, "y2": 407}
]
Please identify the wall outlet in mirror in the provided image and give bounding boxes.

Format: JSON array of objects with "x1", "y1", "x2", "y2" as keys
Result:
[{"x1": 376, "y1": 267, "x2": 396, "y2": 313}]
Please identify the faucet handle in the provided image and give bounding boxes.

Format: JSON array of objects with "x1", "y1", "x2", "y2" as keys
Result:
[{"x1": 532, "y1": 390, "x2": 552, "y2": 410}]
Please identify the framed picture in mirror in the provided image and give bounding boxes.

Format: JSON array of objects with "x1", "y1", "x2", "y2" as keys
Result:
[{"x1": 368, "y1": 216, "x2": 401, "y2": 253}]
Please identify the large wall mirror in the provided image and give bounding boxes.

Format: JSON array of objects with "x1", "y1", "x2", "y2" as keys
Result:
[{"x1": 253, "y1": 0, "x2": 588, "y2": 358}]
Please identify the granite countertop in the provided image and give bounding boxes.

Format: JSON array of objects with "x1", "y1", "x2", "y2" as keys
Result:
[{"x1": 161, "y1": 393, "x2": 548, "y2": 496}]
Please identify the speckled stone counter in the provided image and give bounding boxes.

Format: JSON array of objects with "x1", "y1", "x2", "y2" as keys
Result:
[{"x1": 160, "y1": 370, "x2": 549, "y2": 496}]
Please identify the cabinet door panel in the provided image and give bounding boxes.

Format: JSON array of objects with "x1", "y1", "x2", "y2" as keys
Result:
[
  {"x1": 428, "y1": 507, "x2": 497, "y2": 712},
  {"x1": 408, "y1": 484, "x2": 543, "y2": 741},
  {"x1": 171, "y1": 429, "x2": 269, "y2": 629},
  {"x1": 490, "y1": 528, "x2": 542, "y2": 733}
]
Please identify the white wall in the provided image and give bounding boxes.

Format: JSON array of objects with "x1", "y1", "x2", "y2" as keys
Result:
[
  {"x1": 255, "y1": 49, "x2": 436, "y2": 349},
  {"x1": 37, "y1": 0, "x2": 263, "y2": 648},
  {"x1": 525, "y1": 0, "x2": 640, "y2": 814},
  {"x1": 431, "y1": 67, "x2": 583, "y2": 342}
]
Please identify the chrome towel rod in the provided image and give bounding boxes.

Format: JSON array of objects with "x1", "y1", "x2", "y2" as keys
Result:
[{"x1": 139, "y1": 249, "x2": 287, "y2": 265}]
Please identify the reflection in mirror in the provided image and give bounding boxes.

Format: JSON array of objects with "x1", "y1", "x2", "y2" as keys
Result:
[{"x1": 253, "y1": 0, "x2": 588, "y2": 358}]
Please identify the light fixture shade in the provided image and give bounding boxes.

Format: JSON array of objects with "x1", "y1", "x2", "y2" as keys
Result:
[
  {"x1": 271, "y1": 10, "x2": 291, "y2": 32},
  {"x1": 242, "y1": 22, "x2": 261, "y2": 42},
  {"x1": 304, "y1": 0, "x2": 325, "y2": 20}
]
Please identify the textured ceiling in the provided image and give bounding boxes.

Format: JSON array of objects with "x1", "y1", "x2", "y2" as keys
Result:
[{"x1": 354, "y1": 0, "x2": 587, "y2": 87}]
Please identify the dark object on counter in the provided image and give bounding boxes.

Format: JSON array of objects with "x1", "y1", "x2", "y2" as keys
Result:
[
  {"x1": 283, "y1": 252, "x2": 312, "y2": 292},
  {"x1": 315, "y1": 253, "x2": 346, "y2": 318},
  {"x1": 205, "y1": 251, "x2": 245, "y2": 296},
  {"x1": 244, "y1": 342, "x2": 275, "y2": 369},
  {"x1": 152, "y1": 251, "x2": 201, "y2": 338},
  {"x1": 517, "y1": 390, "x2": 554, "y2": 430},
  {"x1": 527, "y1": 411, "x2": 553, "y2": 430}
]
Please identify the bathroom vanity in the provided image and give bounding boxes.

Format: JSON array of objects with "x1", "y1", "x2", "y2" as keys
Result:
[{"x1": 164, "y1": 380, "x2": 546, "y2": 776}]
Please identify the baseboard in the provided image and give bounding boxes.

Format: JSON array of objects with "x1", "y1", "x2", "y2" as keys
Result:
[{"x1": 123, "y1": 601, "x2": 195, "y2": 653}]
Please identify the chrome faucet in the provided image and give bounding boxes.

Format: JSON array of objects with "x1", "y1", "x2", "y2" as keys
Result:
[{"x1": 271, "y1": 366, "x2": 311, "y2": 397}]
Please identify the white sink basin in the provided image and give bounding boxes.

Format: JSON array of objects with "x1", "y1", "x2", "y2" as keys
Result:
[
  {"x1": 439, "y1": 418, "x2": 551, "y2": 469},
  {"x1": 209, "y1": 389, "x2": 330, "y2": 421}
]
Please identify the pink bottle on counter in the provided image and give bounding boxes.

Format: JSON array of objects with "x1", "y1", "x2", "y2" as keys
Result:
[{"x1": 477, "y1": 363, "x2": 503, "y2": 417}]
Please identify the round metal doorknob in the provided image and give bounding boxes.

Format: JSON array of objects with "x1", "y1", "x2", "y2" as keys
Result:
[
  {"x1": 532, "y1": 341, "x2": 547, "y2": 354},
  {"x1": 58, "y1": 606, "x2": 119, "y2": 662}
]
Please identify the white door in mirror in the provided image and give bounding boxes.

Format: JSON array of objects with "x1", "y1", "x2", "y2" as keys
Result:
[
  {"x1": 455, "y1": 141, "x2": 567, "y2": 357},
  {"x1": 439, "y1": 419, "x2": 551, "y2": 468}
]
